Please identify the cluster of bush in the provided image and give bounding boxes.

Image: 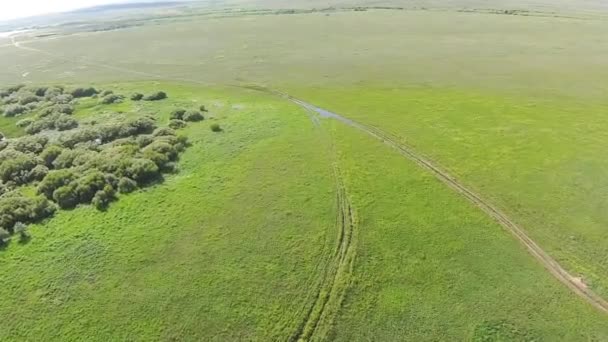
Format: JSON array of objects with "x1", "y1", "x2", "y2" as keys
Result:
[
  {"x1": 0, "y1": 86, "x2": 192, "y2": 245},
  {"x1": 168, "y1": 105, "x2": 207, "y2": 130},
  {"x1": 0, "y1": 85, "x2": 99, "y2": 118}
]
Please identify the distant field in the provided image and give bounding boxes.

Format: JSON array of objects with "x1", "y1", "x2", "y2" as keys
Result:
[{"x1": 1, "y1": 1, "x2": 608, "y2": 340}]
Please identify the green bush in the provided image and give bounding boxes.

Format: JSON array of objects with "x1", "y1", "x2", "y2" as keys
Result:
[
  {"x1": 183, "y1": 110, "x2": 204, "y2": 122},
  {"x1": 153, "y1": 127, "x2": 176, "y2": 137},
  {"x1": 13, "y1": 135, "x2": 48, "y2": 154},
  {"x1": 143, "y1": 91, "x2": 167, "y2": 101},
  {"x1": 200, "y1": 105, "x2": 208, "y2": 112},
  {"x1": 38, "y1": 169, "x2": 75, "y2": 198},
  {"x1": 55, "y1": 115, "x2": 79, "y2": 131},
  {"x1": 53, "y1": 103, "x2": 74, "y2": 114},
  {"x1": 53, "y1": 184, "x2": 78, "y2": 209},
  {"x1": 52, "y1": 94, "x2": 74, "y2": 105},
  {"x1": 100, "y1": 94, "x2": 124, "y2": 105},
  {"x1": 13, "y1": 222, "x2": 29, "y2": 242},
  {"x1": 0, "y1": 150, "x2": 39, "y2": 184},
  {"x1": 70, "y1": 87, "x2": 98, "y2": 98},
  {"x1": 3, "y1": 104, "x2": 28, "y2": 117},
  {"x1": 19, "y1": 94, "x2": 40, "y2": 105},
  {"x1": 0, "y1": 228, "x2": 9, "y2": 245},
  {"x1": 16, "y1": 118, "x2": 34, "y2": 128},
  {"x1": 126, "y1": 158, "x2": 159, "y2": 184},
  {"x1": 168, "y1": 119, "x2": 187, "y2": 129},
  {"x1": 28, "y1": 164, "x2": 49, "y2": 181},
  {"x1": 0, "y1": 195, "x2": 55, "y2": 232},
  {"x1": 100, "y1": 90, "x2": 114, "y2": 97},
  {"x1": 117, "y1": 177, "x2": 137, "y2": 194},
  {"x1": 170, "y1": 109, "x2": 186, "y2": 120},
  {"x1": 130, "y1": 93, "x2": 144, "y2": 101},
  {"x1": 40, "y1": 145, "x2": 64, "y2": 167},
  {"x1": 210, "y1": 123, "x2": 222, "y2": 132}
]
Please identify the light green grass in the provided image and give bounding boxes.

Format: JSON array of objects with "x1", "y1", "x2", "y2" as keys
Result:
[
  {"x1": 0, "y1": 83, "x2": 338, "y2": 340},
  {"x1": 325, "y1": 118, "x2": 608, "y2": 340},
  {"x1": 288, "y1": 85, "x2": 608, "y2": 299}
]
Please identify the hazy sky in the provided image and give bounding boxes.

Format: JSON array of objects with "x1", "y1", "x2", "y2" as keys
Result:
[{"x1": 0, "y1": 0, "x2": 119, "y2": 21}]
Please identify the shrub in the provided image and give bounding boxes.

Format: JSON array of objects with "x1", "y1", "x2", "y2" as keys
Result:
[
  {"x1": 170, "y1": 109, "x2": 186, "y2": 120},
  {"x1": 153, "y1": 127, "x2": 176, "y2": 137},
  {"x1": 71, "y1": 87, "x2": 98, "y2": 98},
  {"x1": 168, "y1": 119, "x2": 186, "y2": 129},
  {"x1": 100, "y1": 90, "x2": 114, "y2": 97},
  {"x1": 3, "y1": 104, "x2": 28, "y2": 117},
  {"x1": 40, "y1": 145, "x2": 64, "y2": 167},
  {"x1": 100, "y1": 94, "x2": 124, "y2": 105},
  {"x1": 0, "y1": 195, "x2": 55, "y2": 231},
  {"x1": 13, "y1": 222, "x2": 29, "y2": 242},
  {"x1": 53, "y1": 94, "x2": 74, "y2": 105},
  {"x1": 38, "y1": 169, "x2": 75, "y2": 198},
  {"x1": 53, "y1": 184, "x2": 78, "y2": 209},
  {"x1": 136, "y1": 134, "x2": 154, "y2": 147},
  {"x1": 183, "y1": 110, "x2": 204, "y2": 122},
  {"x1": 28, "y1": 164, "x2": 49, "y2": 181},
  {"x1": 16, "y1": 118, "x2": 34, "y2": 128},
  {"x1": 19, "y1": 94, "x2": 40, "y2": 105},
  {"x1": 53, "y1": 149, "x2": 82, "y2": 169},
  {"x1": 210, "y1": 123, "x2": 222, "y2": 132},
  {"x1": 0, "y1": 151, "x2": 38, "y2": 184},
  {"x1": 126, "y1": 158, "x2": 159, "y2": 184},
  {"x1": 200, "y1": 105, "x2": 208, "y2": 112},
  {"x1": 13, "y1": 135, "x2": 48, "y2": 154},
  {"x1": 143, "y1": 91, "x2": 167, "y2": 101},
  {"x1": 117, "y1": 177, "x2": 137, "y2": 194},
  {"x1": 53, "y1": 103, "x2": 74, "y2": 114},
  {"x1": 55, "y1": 115, "x2": 79, "y2": 131},
  {"x1": 130, "y1": 93, "x2": 144, "y2": 101},
  {"x1": 24, "y1": 118, "x2": 54, "y2": 135},
  {"x1": 74, "y1": 171, "x2": 107, "y2": 203},
  {"x1": 0, "y1": 228, "x2": 9, "y2": 245},
  {"x1": 91, "y1": 186, "x2": 115, "y2": 210}
]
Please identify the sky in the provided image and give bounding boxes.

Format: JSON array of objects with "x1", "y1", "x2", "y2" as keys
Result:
[{"x1": 0, "y1": 0, "x2": 121, "y2": 21}]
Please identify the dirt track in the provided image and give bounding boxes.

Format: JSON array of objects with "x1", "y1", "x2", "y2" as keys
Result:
[{"x1": 267, "y1": 88, "x2": 608, "y2": 315}]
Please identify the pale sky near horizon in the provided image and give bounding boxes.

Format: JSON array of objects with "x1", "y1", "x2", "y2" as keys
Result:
[{"x1": 0, "y1": 0, "x2": 120, "y2": 21}]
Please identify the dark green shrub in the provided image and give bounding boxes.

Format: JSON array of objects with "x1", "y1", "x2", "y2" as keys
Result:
[
  {"x1": 143, "y1": 91, "x2": 167, "y2": 101},
  {"x1": 210, "y1": 123, "x2": 222, "y2": 132},
  {"x1": 74, "y1": 171, "x2": 107, "y2": 203},
  {"x1": 136, "y1": 134, "x2": 154, "y2": 147},
  {"x1": 13, "y1": 135, "x2": 48, "y2": 154},
  {"x1": 16, "y1": 118, "x2": 34, "y2": 128},
  {"x1": 71, "y1": 87, "x2": 98, "y2": 98},
  {"x1": 130, "y1": 93, "x2": 144, "y2": 101},
  {"x1": 7, "y1": 85, "x2": 25, "y2": 94},
  {"x1": 183, "y1": 110, "x2": 204, "y2": 122},
  {"x1": 126, "y1": 158, "x2": 159, "y2": 184},
  {"x1": 117, "y1": 177, "x2": 137, "y2": 194},
  {"x1": 100, "y1": 94, "x2": 124, "y2": 105},
  {"x1": 28, "y1": 164, "x2": 49, "y2": 181},
  {"x1": 100, "y1": 90, "x2": 114, "y2": 97},
  {"x1": 38, "y1": 169, "x2": 75, "y2": 198},
  {"x1": 153, "y1": 127, "x2": 176, "y2": 137},
  {"x1": 19, "y1": 94, "x2": 40, "y2": 105},
  {"x1": 53, "y1": 103, "x2": 74, "y2": 114},
  {"x1": 40, "y1": 145, "x2": 64, "y2": 167},
  {"x1": 200, "y1": 105, "x2": 208, "y2": 112},
  {"x1": 53, "y1": 94, "x2": 74, "y2": 105},
  {"x1": 53, "y1": 184, "x2": 78, "y2": 209},
  {"x1": 53, "y1": 149, "x2": 81, "y2": 169},
  {"x1": 3, "y1": 104, "x2": 28, "y2": 117},
  {"x1": 0, "y1": 228, "x2": 9, "y2": 245},
  {"x1": 168, "y1": 119, "x2": 187, "y2": 129},
  {"x1": 0, "y1": 151, "x2": 38, "y2": 184},
  {"x1": 13, "y1": 222, "x2": 29, "y2": 242},
  {"x1": 0, "y1": 195, "x2": 55, "y2": 231},
  {"x1": 55, "y1": 115, "x2": 78, "y2": 131},
  {"x1": 170, "y1": 109, "x2": 186, "y2": 120},
  {"x1": 24, "y1": 118, "x2": 54, "y2": 135},
  {"x1": 91, "y1": 185, "x2": 115, "y2": 210}
]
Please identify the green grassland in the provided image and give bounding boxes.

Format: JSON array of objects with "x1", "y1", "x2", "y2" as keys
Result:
[{"x1": 1, "y1": 1, "x2": 608, "y2": 340}]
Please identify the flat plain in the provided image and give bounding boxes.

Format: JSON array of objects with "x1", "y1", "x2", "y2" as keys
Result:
[{"x1": 1, "y1": 1, "x2": 608, "y2": 340}]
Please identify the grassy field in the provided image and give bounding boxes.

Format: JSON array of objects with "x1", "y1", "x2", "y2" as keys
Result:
[{"x1": 1, "y1": 0, "x2": 608, "y2": 340}]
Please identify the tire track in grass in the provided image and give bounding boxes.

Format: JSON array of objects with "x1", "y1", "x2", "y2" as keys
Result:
[
  {"x1": 254, "y1": 86, "x2": 608, "y2": 315},
  {"x1": 289, "y1": 178, "x2": 357, "y2": 342}
]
